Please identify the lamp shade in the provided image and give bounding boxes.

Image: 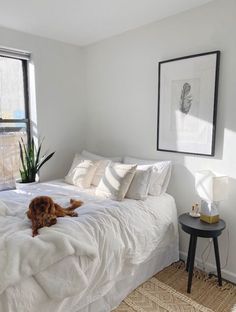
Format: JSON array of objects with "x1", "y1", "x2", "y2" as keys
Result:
[{"x1": 195, "y1": 170, "x2": 228, "y2": 202}]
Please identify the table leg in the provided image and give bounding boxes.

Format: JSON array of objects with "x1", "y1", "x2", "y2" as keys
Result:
[
  {"x1": 186, "y1": 235, "x2": 194, "y2": 272},
  {"x1": 213, "y1": 237, "x2": 222, "y2": 286},
  {"x1": 187, "y1": 235, "x2": 197, "y2": 293}
]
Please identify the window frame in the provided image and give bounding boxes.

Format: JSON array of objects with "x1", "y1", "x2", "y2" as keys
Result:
[{"x1": 0, "y1": 52, "x2": 31, "y2": 141}]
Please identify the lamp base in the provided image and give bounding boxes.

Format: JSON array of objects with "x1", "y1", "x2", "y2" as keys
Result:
[
  {"x1": 200, "y1": 213, "x2": 219, "y2": 224},
  {"x1": 200, "y1": 200, "x2": 220, "y2": 224}
]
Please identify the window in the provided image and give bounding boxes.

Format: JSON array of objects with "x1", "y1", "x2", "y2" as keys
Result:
[{"x1": 0, "y1": 48, "x2": 31, "y2": 190}]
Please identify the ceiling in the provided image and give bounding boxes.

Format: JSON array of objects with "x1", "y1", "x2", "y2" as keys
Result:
[{"x1": 0, "y1": 0, "x2": 213, "y2": 46}]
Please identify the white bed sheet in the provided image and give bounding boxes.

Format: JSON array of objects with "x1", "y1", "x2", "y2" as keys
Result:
[{"x1": 0, "y1": 180, "x2": 179, "y2": 312}]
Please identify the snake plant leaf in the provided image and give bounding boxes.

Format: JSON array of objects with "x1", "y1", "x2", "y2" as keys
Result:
[
  {"x1": 179, "y1": 82, "x2": 193, "y2": 114},
  {"x1": 19, "y1": 169, "x2": 28, "y2": 182},
  {"x1": 29, "y1": 137, "x2": 35, "y2": 168},
  {"x1": 36, "y1": 152, "x2": 55, "y2": 172},
  {"x1": 18, "y1": 141, "x2": 28, "y2": 180},
  {"x1": 35, "y1": 139, "x2": 43, "y2": 171},
  {"x1": 20, "y1": 138, "x2": 31, "y2": 174}
]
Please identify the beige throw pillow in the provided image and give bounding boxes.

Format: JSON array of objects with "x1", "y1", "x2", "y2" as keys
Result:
[
  {"x1": 81, "y1": 150, "x2": 121, "y2": 186},
  {"x1": 65, "y1": 157, "x2": 100, "y2": 188},
  {"x1": 96, "y1": 163, "x2": 137, "y2": 201}
]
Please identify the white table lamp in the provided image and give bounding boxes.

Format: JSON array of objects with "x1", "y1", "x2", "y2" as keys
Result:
[{"x1": 195, "y1": 170, "x2": 228, "y2": 223}]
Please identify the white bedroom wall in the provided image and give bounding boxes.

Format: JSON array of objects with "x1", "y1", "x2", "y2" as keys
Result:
[
  {"x1": 84, "y1": 0, "x2": 236, "y2": 281},
  {"x1": 0, "y1": 26, "x2": 85, "y2": 180}
]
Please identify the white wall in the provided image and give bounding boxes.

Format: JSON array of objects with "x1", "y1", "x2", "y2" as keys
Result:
[
  {"x1": 0, "y1": 26, "x2": 85, "y2": 180},
  {"x1": 1, "y1": 0, "x2": 235, "y2": 283},
  {"x1": 84, "y1": 0, "x2": 236, "y2": 282}
]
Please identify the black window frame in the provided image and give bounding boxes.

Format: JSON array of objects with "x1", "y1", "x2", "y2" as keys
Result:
[{"x1": 0, "y1": 53, "x2": 31, "y2": 141}]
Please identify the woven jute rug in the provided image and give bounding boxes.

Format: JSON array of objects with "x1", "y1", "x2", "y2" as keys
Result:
[{"x1": 114, "y1": 261, "x2": 236, "y2": 312}]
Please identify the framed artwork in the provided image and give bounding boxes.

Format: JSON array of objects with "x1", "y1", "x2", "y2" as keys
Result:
[{"x1": 157, "y1": 51, "x2": 220, "y2": 156}]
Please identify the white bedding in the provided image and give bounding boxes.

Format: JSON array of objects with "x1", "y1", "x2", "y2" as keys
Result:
[{"x1": 0, "y1": 180, "x2": 179, "y2": 312}]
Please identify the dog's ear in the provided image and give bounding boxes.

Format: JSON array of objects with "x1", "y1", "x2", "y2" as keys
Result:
[
  {"x1": 47, "y1": 197, "x2": 56, "y2": 214},
  {"x1": 27, "y1": 201, "x2": 34, "y2": 220},
  {"x1": 27, "y1": 209, "x2": 32, "y2": 219}
]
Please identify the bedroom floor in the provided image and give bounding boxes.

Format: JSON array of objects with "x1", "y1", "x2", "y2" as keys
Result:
[{"x1": 115, "y1": 261, "x2": 236, "y2": 312}]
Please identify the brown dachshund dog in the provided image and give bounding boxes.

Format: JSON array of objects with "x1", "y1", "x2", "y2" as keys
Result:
[{"x1": 27, "y1": 196, "x2": 83, "y2": 237}]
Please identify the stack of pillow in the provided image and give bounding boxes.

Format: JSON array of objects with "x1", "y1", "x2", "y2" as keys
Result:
[{"x1": 65, "y1": 150, "x2": 171, "y2": 202}]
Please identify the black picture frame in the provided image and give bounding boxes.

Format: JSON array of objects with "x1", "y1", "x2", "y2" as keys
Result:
[{"x1": 157, "y1": 50, "x2": 220, "y2": 156}]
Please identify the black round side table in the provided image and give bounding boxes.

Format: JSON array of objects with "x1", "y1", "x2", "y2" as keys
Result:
[{"x1": 179, "y1": 213, "x2": 226, "y2": 293}]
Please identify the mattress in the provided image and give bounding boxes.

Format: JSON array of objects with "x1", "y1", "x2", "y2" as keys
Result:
[{"x1": 0, "y1": 180, "x2": 179, "y2": 312}]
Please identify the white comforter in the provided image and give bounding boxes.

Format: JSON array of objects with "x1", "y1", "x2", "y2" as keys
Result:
[{"x1": 0, "y1": 180, "x2": 178, "y2": 312}]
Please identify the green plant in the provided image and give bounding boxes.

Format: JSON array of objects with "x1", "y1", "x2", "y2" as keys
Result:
[{"x1": 18, "y1": 137, "x2": 55, "y2": 183}]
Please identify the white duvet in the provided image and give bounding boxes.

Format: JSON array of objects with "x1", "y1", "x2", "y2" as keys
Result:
[{"x1": 0, "y1": 180, "x2": 178, "y2": 312}]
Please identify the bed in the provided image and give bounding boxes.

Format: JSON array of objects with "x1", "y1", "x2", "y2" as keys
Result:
[{"x1": 0, "y1": 179, "x2": 179, "y2": 312}]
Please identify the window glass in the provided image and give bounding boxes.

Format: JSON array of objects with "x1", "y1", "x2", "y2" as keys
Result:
[
  {"x1": 0, "y1": 56, "x2": 26, "y2": 120},
  {"x1": 0, "y1": 53, "x2": 30, "y2": 190}
]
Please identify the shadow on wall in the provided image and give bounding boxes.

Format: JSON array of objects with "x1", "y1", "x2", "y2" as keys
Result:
[{"x1": 168, "y1": 162, "x2": 197, "y2": 213}]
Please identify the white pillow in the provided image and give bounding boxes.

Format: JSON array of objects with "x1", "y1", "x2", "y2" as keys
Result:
[
  {"x1": 65, "y1": 157, "x2": 100, "y2": 188},
  {"x1": 65, "y1": 154, "x2": 83, "y2": 180},
  {"x1": 96, "y1": 162, "x2": 137, "y2": 201},
  {"x1": 81, "y1": 150, "x2": 122, "y2": 162},
  {"x1": 123, "y1": 156, "x2": 172, "y2": 196},
  {"x1": 126, "y1": 166, "x2": 153, "y2": 200}
]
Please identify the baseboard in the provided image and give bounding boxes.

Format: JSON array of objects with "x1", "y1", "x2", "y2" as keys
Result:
[{"x1": 179, "y1": 251, "x2": 236, "y2": 284}]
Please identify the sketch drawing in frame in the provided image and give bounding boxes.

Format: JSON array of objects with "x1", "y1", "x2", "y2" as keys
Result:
[{"x1": 157, "y1": 51, "x2": 220, "y2": 156}]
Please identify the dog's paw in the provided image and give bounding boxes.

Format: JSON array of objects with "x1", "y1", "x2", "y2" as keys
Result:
[{"x1": 32, "y1": 229, "x2": 39, "y2": 237}]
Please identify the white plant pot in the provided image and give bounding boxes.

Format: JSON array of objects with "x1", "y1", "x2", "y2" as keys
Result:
[{"x1": 15, "y1": 178, "x2": 39, "y2": 190}]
